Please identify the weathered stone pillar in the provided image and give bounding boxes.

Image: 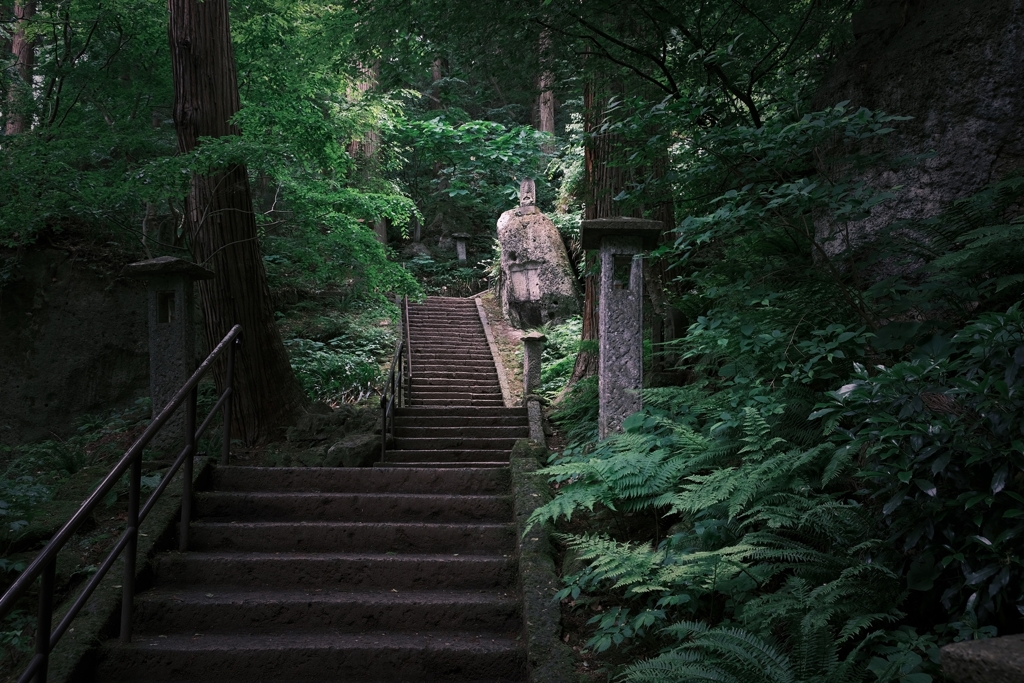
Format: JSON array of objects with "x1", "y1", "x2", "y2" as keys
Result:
[
  {"x1": 453, "y1": 232, "x2": 471, "y2": 264},
  {"x1": 521, "y1": 332, "x2": 547, "y2": 445},
  {"x1": 580, "y1": 218, "x2": 662, "y2": 438},
  {"x1": 125, "y1": 256, "x2": 215, "y2": 453},
  {"x1": 521, "y1": 331, "x2": 546, "y2": 396}
]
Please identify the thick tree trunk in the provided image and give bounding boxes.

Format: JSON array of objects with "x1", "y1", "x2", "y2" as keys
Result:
[
  {"x1": 168, "y1": 0, "x2": 306, "y2": 444},
  {"x1": 536, "y1": 32, "x2": 555, "y2": 149},
  {"x1": 569, "y1": 81, "x2": 643, "y2": 384},
  {"x1": 5, "y1": 0, "x2": 36, "y2": 135}
]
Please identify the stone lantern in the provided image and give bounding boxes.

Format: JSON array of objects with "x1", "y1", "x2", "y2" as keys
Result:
[
  {"x1": 124, "y1": 256, "x2": 215, "y2": 453},
  {"x1": 452, "y1": 232, "x2": 471, "y2": 265},
  {"x1": 580, "y1": 217, "x2": 662, "y2": 438}
]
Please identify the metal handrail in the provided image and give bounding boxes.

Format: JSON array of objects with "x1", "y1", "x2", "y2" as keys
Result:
[
  {"x1": 403, "y1": 294, "x2": 413, "y2": 379},
  {"x1": 0, "y1": 324, "x2": 243, "y2": 683},
  {"x1": 381, "y1": 296, "x2": 412, "y2": 462}
]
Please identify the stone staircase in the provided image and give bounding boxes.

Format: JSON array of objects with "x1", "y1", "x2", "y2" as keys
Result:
[{"x1": 93, "y1": 296, "x2": 530, "y2": 682}]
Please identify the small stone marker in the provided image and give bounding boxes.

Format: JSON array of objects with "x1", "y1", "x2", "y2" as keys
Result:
[
  {"x1": 580, "y1": 217, "x2": 662, "y2": 438},
  {"x1": 521, "y1": 331, "x2": 546, "y2": 396},
  {"x1": 521, "y1": 331, "x2": 547, "y2": 445},
  {"x1": 496, "y1": 179, "x2": 579, "y2": 327},
  {"x1": 124, "y1": 256, "x2": 215, "y2": 453},
  {"x1": 452, "y1": 232, "x2": 471, "y2": 265}
]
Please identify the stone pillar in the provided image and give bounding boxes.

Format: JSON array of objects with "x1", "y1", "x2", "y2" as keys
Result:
[
  {"x1": 580, "y1": 218, "x2": 662, "y2": 438},
  {"x1": 453, "y1": 232, "x2": 470, "y2": 264},
  {"x1": 521, "y1": 332, "x2": 547, "y2": 446},
  {"x1": 521, "y1": 331, "x2": 546, "y2": 396},
  {"x1": 125, "y1": 256, "x2": 215, "y2": 453}
]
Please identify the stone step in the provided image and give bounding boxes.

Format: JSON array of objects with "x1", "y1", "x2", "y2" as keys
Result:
[
  {"x1": 412, "y1": 361, "x2": 496, "y2": 370},
  {"x1": 194, "y1": 492, "x2": 511, "y2": 523},
  {"x1": 411, "y1": 377, "x2": 499, "y2": 388},
  {"x1": 210, "y1": 466, "x2": 509, "y2": 495},
  {"x1": 415, "y1": 371, "x2": 501, "y2": 381},
  {"x1": 406, "y1": 396, "x2": 505, "y2": 405},
  {"x1": 377, "y1": 461, "x2": 510, "y2": 469},
  {"x1": 393, "y1": 437, "x2": 518, "y2": 451},
  {"x1": 133, "y1": 587, "x2": 520, "y2": 635},
  {"x1": 407, "y1": 399, "x2": 507, "y2": 407},
  {"x1": 396, "y1": 407, "x2": 526, "y2": 417},
  {"x1": 409, "y1": 390, "x2": 503, "y2": 401},
  {"x1": 154, "y1": 552, "x2": 516, "y2": 590},
  {"x1": 190, "y1": 521, "x2": 514, "y2": 554},
  {"x1": 412, "y1": 349, "x2": 494, "y2": 358},
  {"x1": 412, "y1": 346, "x2": 492, "y2": 354},
  {"x1": 408, "y1": 332, "x2": 487, "y2": 340},
  {"x1": 97, "y1": 631, "x2": 524, "y2": 682},
  {"x1": 382, "y1": 450, "x2": 510, "y2": 464},
  {"x1": 407, "y1": 320, "x2": 482, "y2": 327},
  {"x1": 396, "y1": 416, "x2": 528, "y2": 429},
  {"x1": 407, "y1": 319, "x2": 484, "y2": 326},
  {"x1": 394, "y1": 426, "x2": 528, "y2": 439},
  {"x1": 412, "y1": 358, "x2": 497, "y2": 368}
]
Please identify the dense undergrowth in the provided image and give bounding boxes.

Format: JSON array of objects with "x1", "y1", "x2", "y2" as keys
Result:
[{"x1": 528, "y1": 102, "x2": 1024, "y2": 683}]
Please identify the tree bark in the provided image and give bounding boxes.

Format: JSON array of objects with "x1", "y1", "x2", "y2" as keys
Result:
[
  {"x1": 168, "y1": 0, "x2": 306, "y2": 444},
  {"x1": 536, "y1": 31, "x2": 555, "y2": 151},
  {"x1": 569, "y1": 80, "x2": 643, "y2": 384},
  {"x1": 5, "y1": 0, "x2": 36, "y2": 135}
]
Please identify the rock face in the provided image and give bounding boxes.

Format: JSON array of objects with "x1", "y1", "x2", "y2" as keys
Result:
[
  {"x1": 941, "y1": 633, "x2": 1024, "y2": 683},
  {"x1": 0, "y1": 248, "x2": 149, "y2": 447},
  {"x1": 813, "y1": 0, "x2": 1024, "y2": 246},
  {"x1": 496, "y1": 181, "x2": 579, "y2": 328}
]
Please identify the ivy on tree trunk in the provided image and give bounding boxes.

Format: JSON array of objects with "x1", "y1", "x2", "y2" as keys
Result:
[{"x1": 168, "y1": 0, "x2": 306, "y2": 443}]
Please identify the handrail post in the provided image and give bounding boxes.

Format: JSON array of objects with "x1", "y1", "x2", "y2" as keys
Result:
[
  {"x1": 181, "y1": 387, "x2": 197, "y2": 552},
  {"x1": 33, "y1": 559, "x2": 55, "y2": 683},
  {"x1": 120, "y1": 451, "x2": 141, "y2": 643},
  {"x1": 221, "y1": 337, "x2": 238, "y2": 466}
]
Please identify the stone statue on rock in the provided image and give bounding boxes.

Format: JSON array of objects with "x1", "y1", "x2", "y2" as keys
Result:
[{"x1": 496, "y1": 179, "x2": 580, "y2": 328}]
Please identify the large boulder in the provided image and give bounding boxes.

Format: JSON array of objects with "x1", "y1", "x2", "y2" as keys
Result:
[{"x1": 496, "y1": 180, "x2": 580, "y2": 328}]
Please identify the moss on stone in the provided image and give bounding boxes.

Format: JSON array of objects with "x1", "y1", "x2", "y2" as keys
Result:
[{"x1": 511, "y1": 438, "x2": 577, "y2": 682}]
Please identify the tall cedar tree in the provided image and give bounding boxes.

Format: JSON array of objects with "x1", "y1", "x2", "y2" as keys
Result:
[
  {"x1": 167, "y1": 0, "x2": 306, "y2": 442},
  {"x1": 5, "y1": 0, "x2": 35, "y2": 135}
]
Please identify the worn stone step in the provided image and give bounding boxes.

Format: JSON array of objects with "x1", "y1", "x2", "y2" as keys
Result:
[
  {"x1": 393, "y1": 437, "x2": 518, "y2": 451},
  {"x1": 407, "y1": 399, "x2": 507, "y2": 407},
  {"x1": 210, "y1": 466, "x2": 509, "y2": 495},
  {"x1": 190, "y1": 521, "x2": 514, "y2": 553},
  {"x1": 411, "y1": 377, "x2": 499, "y2": 388},
  {"x1": 412, "y1": 350, "x2": 494, "y2": 359},
  {"x1": 408, "y1": 319, "x2": 482, "y2": 326},
  {"x1": 409, "y1": 390, "x2": 503, "y2": 401},
  {"x1": 412, "y1": 358, "x2": 497, "y2": 368},
  {"x1": 154, "y1": 552, "x2": 516, "y2": 590},
  {"x1": 378, "y1": 461, "x2": 509, "y2": 469},
  {"x1": 382, "y1": 450, "x2": 510, "y2": 464},
  {"x1": 412, "y1": 362, "x2": 496, "y2": 370},
  {"x1": 407, "y1": 397, "x2": 505, "y2": 406},
  {"x1": 133, "y1": 588, "x2": 521, "y2": 635},
  {"x1": 97, "y1": 631, "x2": 525, "y2": 682},
  {"x1": 409, "y1": 330, "x2": 483, "y2": 336},
  {"x1": 409, "y1": 329, "x2": 486, "y2": 336},
  {"x1": 396, "y1": 416, "x2": 528, "y2": 429},
  {"x1": 407, "y1": 318, "x2": 482, "y2": 325},
  {"x1": 412, "y1": 345, "x2": 490, "y2": 354},
  {"x1": 394, "y1": 426, "x2": 527, "y2": 439},
  {"x1": 396, "y1": 407, "x2": 526, "y2": 417},
  {"x1": 415, "y1": 371, "x2": 500, "y2": 381},
  {"x1": 194, "y1": 492, "x2": 511, "y2": 523}
]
